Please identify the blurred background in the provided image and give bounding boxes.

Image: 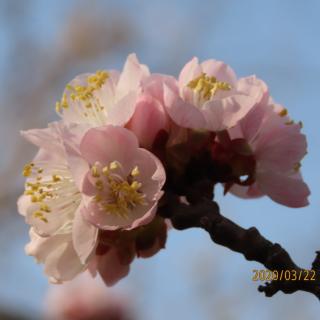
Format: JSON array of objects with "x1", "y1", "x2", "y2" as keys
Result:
[{"x1": 0, "y1": 0, "x2": 320, "y2": 319}]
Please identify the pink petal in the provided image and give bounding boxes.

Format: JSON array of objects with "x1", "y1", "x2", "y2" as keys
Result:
[
  {"x1": 98, "y1": 248, "x2": 130, "y2": 286},
  {"x1": 238, "y1": 102, "x2": 268, "y2": 142},
  {"x1": 143, "y1": 73, "x2": 178, "y2": 105},
  {"x1": 178, "y1": 57, "x2": 201, "y2": 87},
  {"x1": 73, "y1": 204, "x2": 98, "y2": 264},
  {"x1": 26, "y1": 229, "x2": 84, "y2": 282},
  {"x1": 128, "y1": 201, "x2": 158, "y2": 230},
  {"x1": 106, "y1": 91, "x2": 138, "y2": 126},
  {"x1": 202, "y1": 100, "x2": 225, "y2": 131},
  {"x1": 255, "y1": 119, "x2": 307, "y2": 172},
  {"x1": 116, "y1": 53, "x2": 149, "y2": 99},
  {"x1": 80, "y1": 126, "x2": 138, "y2": 168},
  {"x1": 17, "y1": 195, "x2": 31, "y2": 217},
  {"x1": 237, "y1": 76, "x2": 269, "y2": 106},
  {"x1": 229, "y1": 183, "x2": 264, "y2": 199},
  {"x1": 21, "y1": 122, "x2": 63, "y2": 155},
  {"x1": 203, "y1": 95, "x2": 255, "y2": 131},
  {"x1": 134, "y1": 148, "x2": 166, "y2": 201},
  {"x1": 201, "y1": 59, "x2": 237, "y2": 86},
  {"x1": 257, "y1": 171, "x2": 310, "y2": 208},
  {"x1": 127, "y1": 93, "x2": 169, "y2": 148},
  {"x1": 25, "y1": 198, "x2": 76, "y2": 237},
  {"x1": 164, "y1": 84, "x2": 206, "y2": 129},
  {"x1": 61, "y1": 123, "x2": 90, "y2": 190},
  {"x1": 83, "y1": 200, "x2": 157, "y2": 231}
]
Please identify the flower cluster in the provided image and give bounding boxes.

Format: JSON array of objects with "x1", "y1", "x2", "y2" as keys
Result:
[{"x1": 18, "y1": 54, "x2": 310, "y2": 285}]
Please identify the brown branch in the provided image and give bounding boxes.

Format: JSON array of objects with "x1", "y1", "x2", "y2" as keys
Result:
[{"x1": 158, "y1": 192, "x2": 320, "y2": 300}]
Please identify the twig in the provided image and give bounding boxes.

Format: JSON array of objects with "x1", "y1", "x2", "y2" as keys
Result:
[{"x1": 158, "y1": 192, "x2": 320, "y2": 300}]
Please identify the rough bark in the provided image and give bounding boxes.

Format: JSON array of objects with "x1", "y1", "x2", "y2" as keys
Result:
[{"x1": 158, "y1": 191, "x2": 320, "y2": 300}]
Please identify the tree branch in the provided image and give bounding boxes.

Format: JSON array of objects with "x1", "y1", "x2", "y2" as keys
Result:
[{"x1": 158, "y1": 193, "x2": 320, "y2": 300}]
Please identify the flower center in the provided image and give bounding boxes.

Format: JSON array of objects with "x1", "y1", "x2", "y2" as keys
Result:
[
  {"x1": 22, "y1": 162, "x2": 80, "y2": 223},
  {"x1": 187, "y1": 73, "x2": 231, "y2": 101},
  {"x1": 91, "y1": 161, "x2": 146, "y2": 218},
  {"x1": 55, "y1": 70, "x2": 109, "y2": 124}
]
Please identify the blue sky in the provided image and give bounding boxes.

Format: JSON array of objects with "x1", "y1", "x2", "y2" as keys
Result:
[{"x1": 1, "y1": 1, "x2": 320, "y2": 319}]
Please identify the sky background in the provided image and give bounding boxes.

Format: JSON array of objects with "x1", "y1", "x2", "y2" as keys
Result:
[{"x1": 0, "y1": 0, "x2": 320, "y2": 319}]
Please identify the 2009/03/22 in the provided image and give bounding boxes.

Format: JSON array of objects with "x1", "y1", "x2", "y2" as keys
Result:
[{"x1": 252, "y1": 269, "x2": 316, "y2": 281}]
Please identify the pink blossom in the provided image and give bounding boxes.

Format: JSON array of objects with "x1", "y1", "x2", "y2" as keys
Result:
[
  {"x1": 19, "y1": 121, "x2": 168, "y2": 284},
  {"x1": 226, "y1": 78, "x2": 310, "y2": 207},
  {"x1": 125, "y1": 92, "x2": 169, "y2": 149},
  {"x1": 164, "y1": 57, "x2": 259, "y2": 131},
  {"x1": 56, "y1": 54, "x2": 175, "y2": 151},
  {"x1": 126, "y1": 74, "x2": 175, "y2": 149},
  {"x1": 45, "y1": 273, "x2": 135, "y2": 320},
  {"x1": 26, "y1": 228, "x2": 85, "y2": 283},
  {"x1": 18, "y1": 53, "x2": 311, "y2": 288},
  {"x1": 56, "y1": 53, "x2": 149, "y2": 127},
  {"x1": 94, "y1": 216, "x2": 168, "y2": 285},
  {"x1": 19, "y1": 123, "x2": 98, "y2": 282},
  {"x1": 76, "y1": 125, "x2": 166, "y2": 230}
]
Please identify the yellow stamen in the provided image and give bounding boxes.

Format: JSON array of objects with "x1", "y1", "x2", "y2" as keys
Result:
[
  {"x1": 98, "y1": 163, "x2": 146, "y2": 218},
  {"x1": 94, "y1": 194, "x2": 102, "y2": 202},
  {"x1": 102, "y1": 166, "x2": 109, "y2": 175},
  {"x1": 55, "y1": 70, "x2": 109, "y2": 117},
  {"x1": 55, "y1": 101, "x2": 62, "y2": 113},
  {"x1": 95, "y1": 180, "x2": 104, "y2": 191},
  {"x1": 279, "y1": 108, "x2": 288, "y2": 117},
  {"x1": 110, "y1": 161, "x2": 121, "y2": 170},
  {"x1": 187, "y1": 73, "x2": 231, "y2": 101},
  {"x1": 131, "y1": 166, "x2": 140, "y2": 177},
  {"x1": 130, "y1": 181, "x2": 142, "y2": 190},
  {"x1": 52, "y1": 175, "x2": 61, "y2": 182},
  {"x1": 40, "y1": 203, "x2": 51, "y2": 213},
  {"x1": 33, "y1": 211, "x2": 48, "y2": 223},
  {"x1": 91, "y1": 165, "x2": 100, "y2": 178},
  {"x1": 294, "y1": 163, "x2": 301, "y2": 172},
  {"x1": 61, "y1": 93, "x2": 68, "y2": 109},
  {"x1": 22, "y1": 163, "x2": 33, "y2": 177}
]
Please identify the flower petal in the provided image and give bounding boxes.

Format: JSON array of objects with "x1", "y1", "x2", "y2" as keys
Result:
[
  {"x1": 60, "y1": 123, "x2": 90, "y2": 190},
  {"x1": 127, "y1": 94, "x2": 169, "y2": 148},
  {"x1": 255, "y1": 118, "x2": 307, "y2": 172},
  {"x1": 203, "y1": 95, "x2": 255, "y2": 131},
  {"x1": 98, "y1": 248, "x2": 130, "y2": 286},
  {"x1": 17, "y1": 195, "x2": 31, "y2": 217},
  {"x1": 201, "y1": 59, "x2": 237, "y2": 86},
  {"x1": 80, "y1": 126, "x2": 138, "y2": 167},
  {"x1": 229, "y1": 183, "x2": 264, "y2": 199},
  {"x1": 164, "y1": 84, "x2": 206, "y2": 129},
  {"x1": 134, "y1": 148, "x2": 166, "y2": 201},
  {"x1": 257, "y1": 171, "x2": 310, "y2": 208},
  {"x1": 116, "y1": 53, "x2": 149, "y2": 99},
  {"x1": 106, "y1": 91, "x2": 138, "y2": 126},
  {"x1": 178, "y1": 57, "x2": 201, "y2": 87},
  {"x1": 73, "y1": 204, "x2": 98, "y2": 264},
  {"x1": 21, "y1": 122, "x2": 64, "y2": 155},
  {"x1": 26, "y1": 228, "x2": 84, "y2": 282},
  {"x1": 143, "y1": 73, "x2": 178, "y2": 105},
  {"x1": 83, "y1": 200, "x2": 157, "y2": 231}
]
